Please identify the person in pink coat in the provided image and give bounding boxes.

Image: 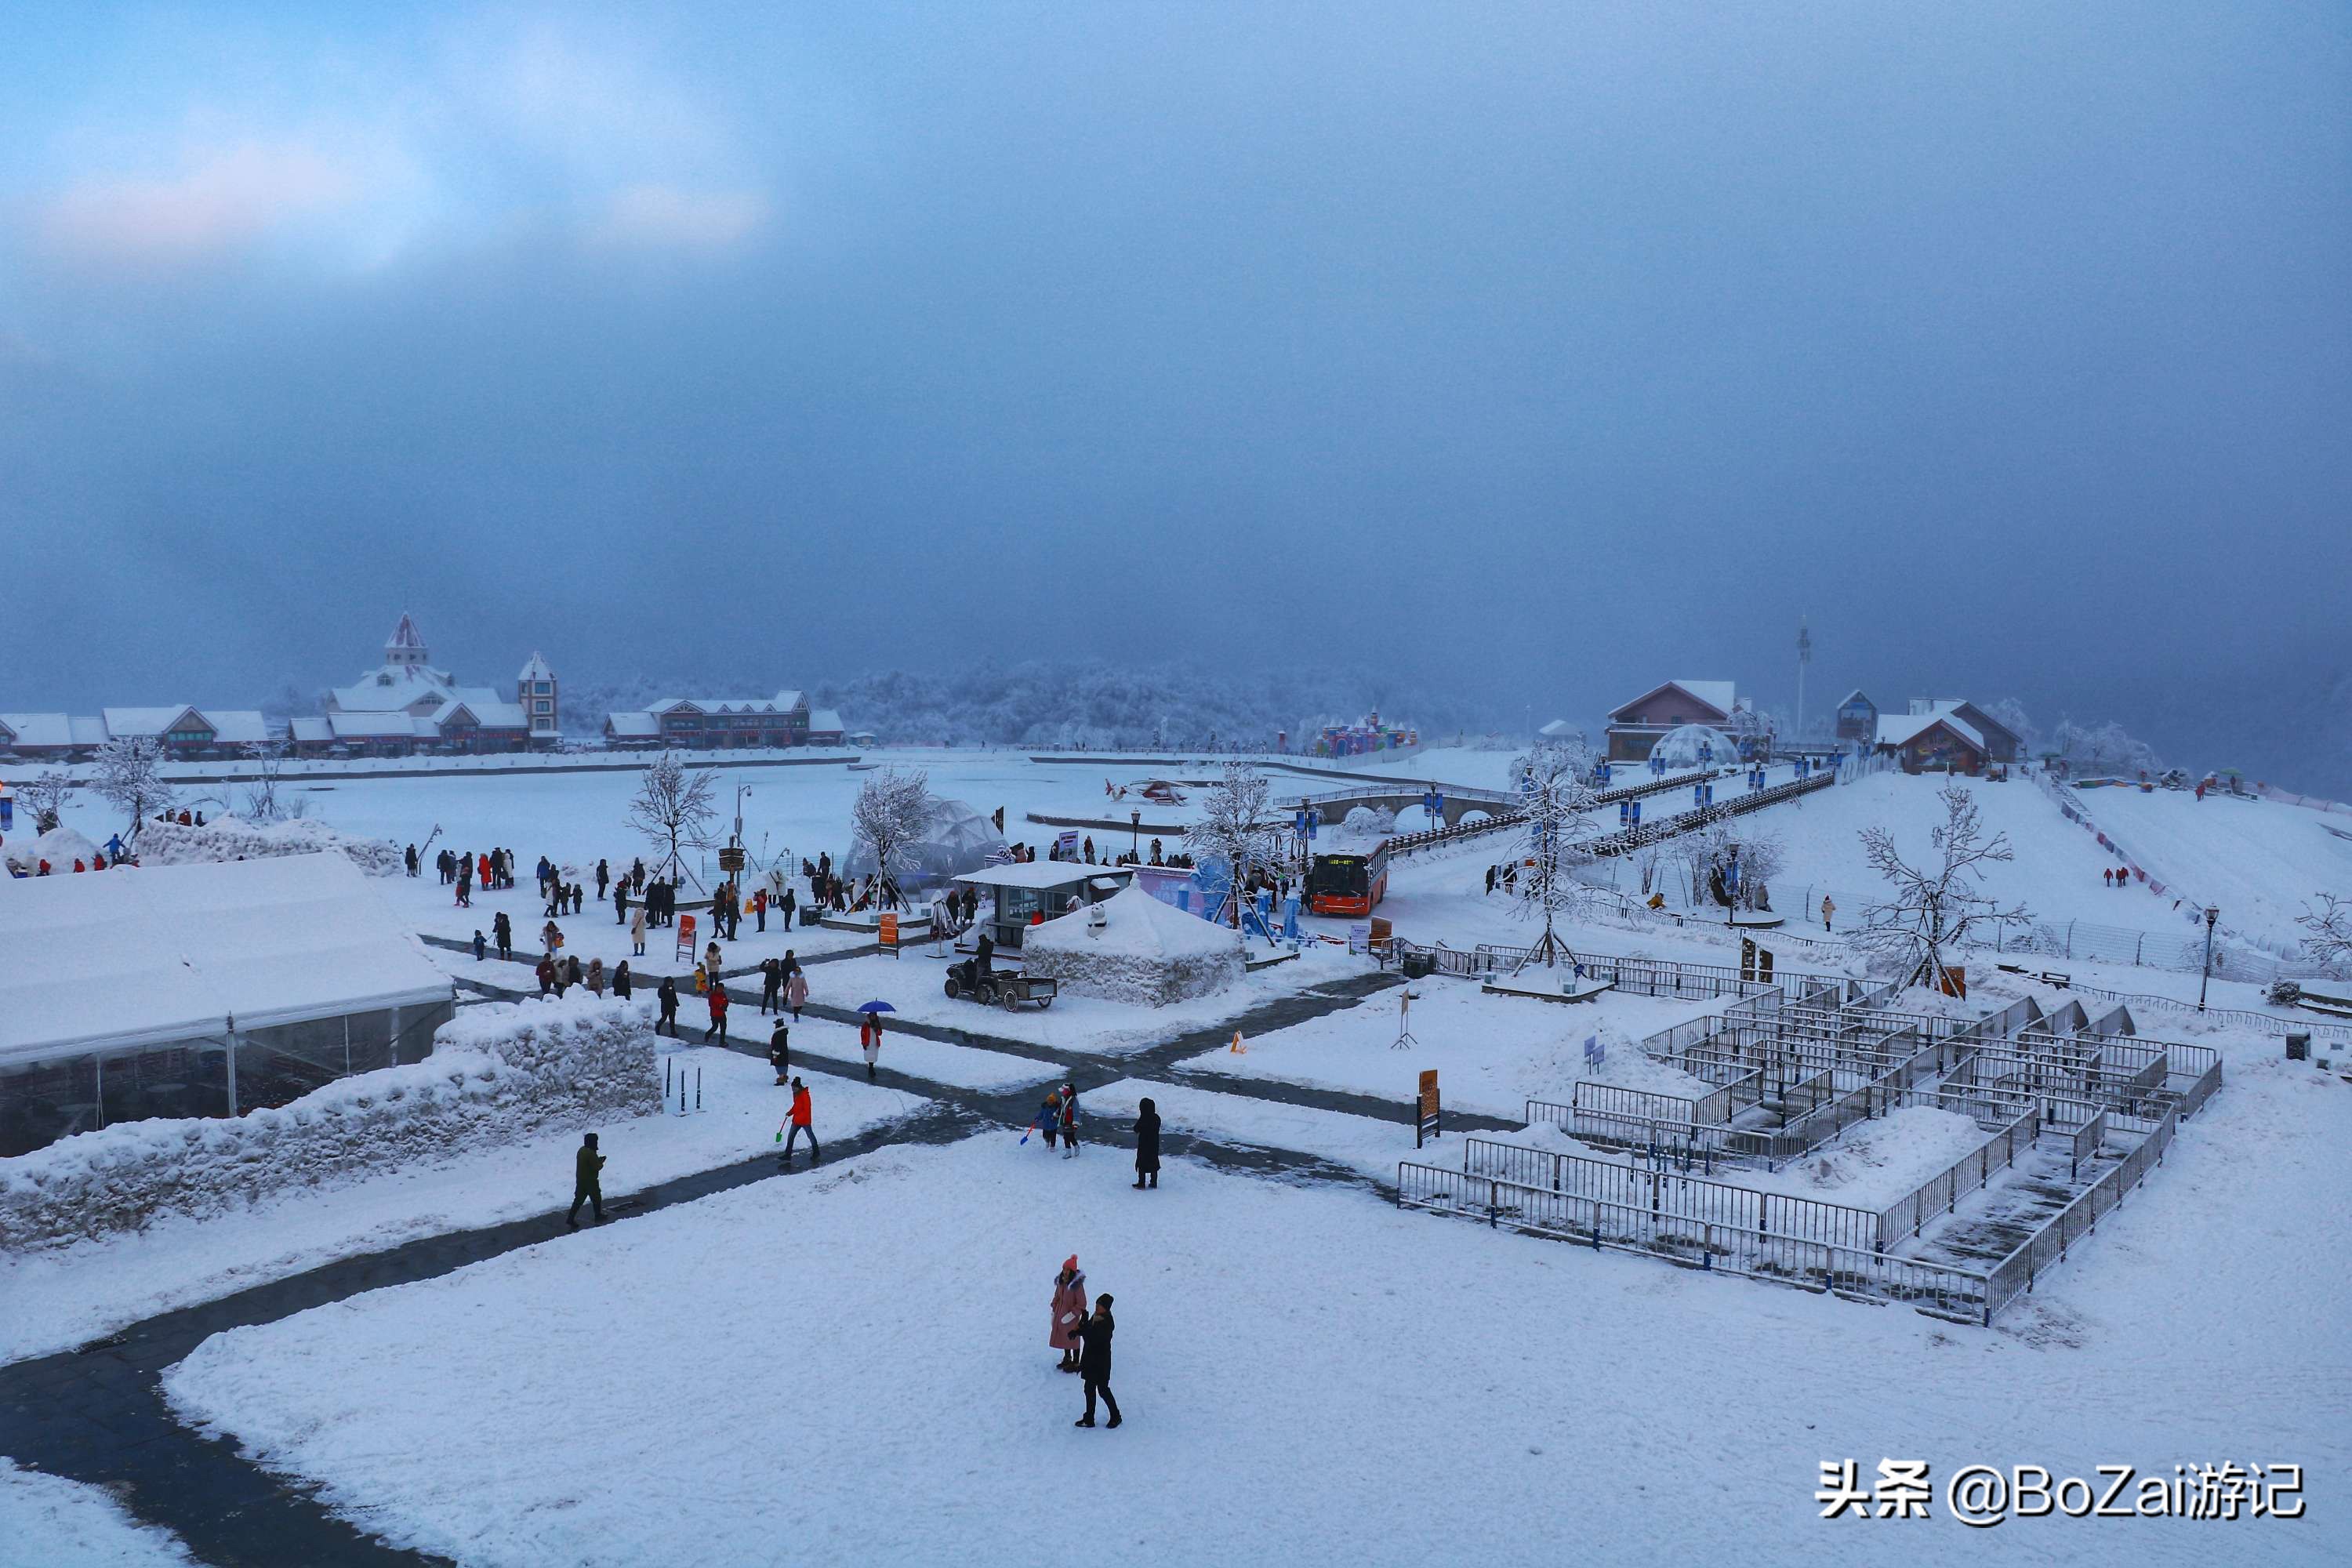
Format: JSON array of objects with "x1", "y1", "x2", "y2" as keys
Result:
[
  {"x1": 786, "y1": 964, "x2": 809, "y2": 1023},
  {"x1": 1051, "y1": 1255, "x2": 1087, "y2": 1373}
]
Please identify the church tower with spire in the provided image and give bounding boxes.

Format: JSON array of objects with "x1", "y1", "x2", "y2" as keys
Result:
[{"x1": 518, "y1": 652, "x2": 559, "y2": 743}]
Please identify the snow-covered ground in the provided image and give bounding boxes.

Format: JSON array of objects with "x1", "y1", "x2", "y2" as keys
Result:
[
  {"x1": 0, "y1": 1460, "x2": 196, "y2": 1566},
  {"x1": 163, "y1": 1114, "x2": 2352, "y2": 1567},
  {"x1": 1183, "y1": 976, "x2": 1721, "y2": 1118},
  {"x1": 2067, "y1": 786, "x2": 2352, "y2": 952},
  {"x1": 0, "y1": 1046, "x2": 916, "y2": 1366}
]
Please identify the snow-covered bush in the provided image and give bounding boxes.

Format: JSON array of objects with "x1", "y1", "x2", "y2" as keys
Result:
[
  {"x1": 0, "y1": 996, "x2": 659, "y2": 1251},
  {"x1": 133, "y1": 815, "x2": 405, "y2": 876}
]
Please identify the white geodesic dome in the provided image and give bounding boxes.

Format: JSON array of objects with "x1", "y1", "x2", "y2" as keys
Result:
[
  {"x1": 843, "y1": 797, "x2": 1007, "y2": 887},
  {"x1": 1652, "y1": 724, "x2": 1735, "y2": 769}
]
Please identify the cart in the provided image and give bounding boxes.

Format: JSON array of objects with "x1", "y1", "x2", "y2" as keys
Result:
[{"x1": 943, "y1": 960, "x2": 1057, "y2": 1011}]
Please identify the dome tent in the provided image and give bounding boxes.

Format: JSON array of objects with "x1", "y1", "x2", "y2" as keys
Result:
[
  {"x1": 843, "y1": 797, "x2": 1007, "y2": 888},
  {"x1": 1021, "y1": 883, "x2": 1246, "y2": 1006},
  {"x1": 1651, "y1": 724, "x2": 1735, "y2": 770}
]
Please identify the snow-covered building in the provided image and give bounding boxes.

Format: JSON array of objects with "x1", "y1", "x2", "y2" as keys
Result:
[
  {"x1": 1604, "y1": 681, "x2": 1744, "y2": 761},
  {"x1": 1834, "y1": 689, "x2": 1878, "y2": 746},
  {"x1": 0, "y1": 706, "x2": 269, "y2": 761},
  {"x1": 0, "y1": 853, "x2": 455, "y2": 1156},
  {"x1": 603, "y1": 690, "x2": 848, "y2": 750},
  {"x1": 1019, "y1": 882, "x2": 1245, "y2": 1005},
  {"x1": 1873, "y1": 699, "x2": 2024, "y2": 772},
  {"x1": 307, "y1": 615, "x2": 549, "y2": 757}
]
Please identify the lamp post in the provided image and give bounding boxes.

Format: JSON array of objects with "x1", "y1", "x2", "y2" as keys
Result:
[
  {"x1": 2198, "y1": 907, "x2": 2218, "y2": 1011},
  {"x1": 1131, "y1": 808, "x2": 1141, "y2": 858}
]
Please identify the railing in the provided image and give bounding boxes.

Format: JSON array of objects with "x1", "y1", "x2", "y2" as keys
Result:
[
  {"x1": 2066, "y1": 1109, "x2": 2109, "y2": 1180},
  {"x1": 1569, "y1": 1080, "x2": 1724, "y2": 1129},
  {"x1": 1982, "y1": 1107, "x2": 2177, "y2": 1319},
  {"x1": 1459, "y1": 1138, "x2": 1887, "y2": 1255},
  {"x1": 1396, "y1": 1161, "x2": 1994, "y2": 1323},
  {"x1": 1873, "y1": 1107, "x2": 2041, "y2": 1251},
  {"x1": 1525, "y1": 1099, "x2": 1772, "y2": 1170},
  {"x1": 1584, "y1": 770, "x2": 1837, "y2": 858}
]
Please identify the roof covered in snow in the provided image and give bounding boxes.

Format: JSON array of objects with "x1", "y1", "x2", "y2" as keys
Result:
[
  {"x1": 0, "y1": 713, "x2": 74, "y2": 748},
  {"x1": 0, "y1": 853, "x2": 452, "y2": 1064},
  {"x1": 1875, "y1": 710, "x2": 1984, "y2": 750},
  {"x1": 604, "y1": 712, "x2": 660, "y2": 738},
  {"x1": 1609, "y1": 681, "x2": 1735, "y2": 721},
  {"x1": 1022, "y1": 882, "x2": 1244, "y2": 963},
  {"x1": 807, "y1": 708, "x2": 844, "y2": 733},
  {"x1": 100, "y1": 706, "x2": 202, "y2": 737},
  {"x1": 518, "y1": 652, "x2": 555, "y2": 681},
  {"x1": 1537, "y1": 719, "x2": 1580, "y2": 738}
]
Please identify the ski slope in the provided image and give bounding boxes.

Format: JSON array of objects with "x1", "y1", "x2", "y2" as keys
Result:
[{"x1": 2065, "y1": 786, "x2": 2352, "y2": 951}]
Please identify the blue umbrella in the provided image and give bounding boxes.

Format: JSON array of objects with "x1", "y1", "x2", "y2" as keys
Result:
[{"x1": 857, "y1": 1000, "x2": 896, "y2": 1014}]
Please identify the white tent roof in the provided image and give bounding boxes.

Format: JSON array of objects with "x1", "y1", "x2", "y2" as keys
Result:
[
  {"x1": 0, "y1": 853, "x2": 451, "y2": 1065},
  {"x1": 1023, "y1": 882, "x2": 1243, "y2": 963}
]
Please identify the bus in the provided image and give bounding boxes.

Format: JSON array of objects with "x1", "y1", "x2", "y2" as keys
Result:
[{"x1": 1306, "y1": 844, "x2": 1390, "y2": 916}]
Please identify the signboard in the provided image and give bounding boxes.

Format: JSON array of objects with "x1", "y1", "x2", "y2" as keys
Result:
[
  {"x1": 1055, "y1": 830, "x2": 1079, "y2": 856},
  {"x1": 1740, "y1": 937, "x2": 1757, "y2": 982},
  {"x1": 1415, "y1": 1069, "x2": 1441, "y2": 1148},
  {"x1": 879, "y1": 913, "x2": 899, "y2": 949},
  {"x1": 1583, "y1": 1032, "x2": 1604, "y2": 1069},
  {"x1": 718, "y1": 846, "x2": 746, "y2": 873}
]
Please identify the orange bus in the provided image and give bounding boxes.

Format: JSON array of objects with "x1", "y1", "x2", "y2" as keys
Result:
[{"x1": 1307, "y1": 844, "x2": 1390, "y2": 916}]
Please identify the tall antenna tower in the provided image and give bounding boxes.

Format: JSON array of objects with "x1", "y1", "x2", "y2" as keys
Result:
[{"x1": 1796, "y1": 618, "x2": 1812, "y2": 739}]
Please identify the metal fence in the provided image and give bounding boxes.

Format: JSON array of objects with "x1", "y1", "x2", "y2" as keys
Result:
[
  {"x1": 1982, "y1": 1107, "x2": 2176, "y2": 1319},
  {"x1": 1460, "y1": 1137, "x2": 1884, "y2": 1256},
  {"x1": 1872, "y1": 1107, "x2": 2041, "y2": 1251},
  {"x1": 1396, "y1": 1160, "x2": 1994, "y2": 1323}
]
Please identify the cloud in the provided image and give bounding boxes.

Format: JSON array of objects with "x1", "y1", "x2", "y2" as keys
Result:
[
  {"x1": 38, "y1": 142, "x2": 360, "y2": 263},
  {"x1": 591, "y1": 184, "x2": 768, "y2": 250}
]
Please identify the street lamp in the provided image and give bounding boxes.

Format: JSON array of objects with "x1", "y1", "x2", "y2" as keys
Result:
[
  {"x1": 1131, "y1": 808, "x2": 1141, "y2": 858},
  {"x1": 2198, "y1": 907, "x2": 2219, "y2": 1011}
]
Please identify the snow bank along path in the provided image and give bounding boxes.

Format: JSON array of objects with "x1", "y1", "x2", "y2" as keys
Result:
[{"x1": 0, "y1": 996, "x2": 657, "y2": 1250}]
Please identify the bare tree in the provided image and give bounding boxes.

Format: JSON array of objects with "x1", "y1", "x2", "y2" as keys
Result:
[
  {"x1": 1185, "y1": 762, "x2": 1281, "y2": 928},
  {"x1": 1508, "y1": 739, "x2": 1603, "y2": 967},
  {"x1": 16, "y1": 769, "x2": 77, "y2": 833},
  {"x1": 628, "y1": 753, "x2": 720, "y2": 885},
  {"x1": 1856, "y1": 782, "x2": 2031, "y2": 989},
  {"x1": 240, "y1": 737, "x2": 296, "y2": 822},
  {"x1": 1680, "y1": 819, "x2": 1785, "y2": 914},
  {"x1": 850, "y1": 768, "x2": 936, "y2": 896},
  {"x1": 93, "y1": 735, "x2": 177, "y2": 843},
  {"x1": 2298, "y1": 895, "x2": 2352, "y2": 975}
]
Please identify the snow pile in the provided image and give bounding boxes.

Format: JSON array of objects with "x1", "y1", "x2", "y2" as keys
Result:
[
  {"x1": 1021, "y1": 883, "x2": 1245, "y2": 1005},
  {"x1": 0, "y1": 826, "x2": 101, "y2": 877},
  {"x1": 1790, "y1": 1105, "x2": 1991, "y2": 1207},
  {"x1": 0, "y1": 1458, "x2": 196, "y2": 1566},
  {"x1": 1337, "y1": 804, "x2": 1397, "y2": 842},
  {"x1": 133, "y1": 815, "x2": 405, "y2": 877},
  {"x1": 0, "y1": 996, "x2": 658, "y2": 1251}
]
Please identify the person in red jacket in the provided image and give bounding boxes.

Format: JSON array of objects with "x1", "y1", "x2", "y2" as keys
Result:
[
  {"x1": 706, "y1": 981, "x2": 731, "y2": 1044},
  {"x1": 780, "y1": 1077, "x2": 818, "y2": 1166}
]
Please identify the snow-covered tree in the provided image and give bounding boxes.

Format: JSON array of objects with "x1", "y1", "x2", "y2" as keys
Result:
[
  {"x1": 1508, "y1": 739, "x2": 1604, "y2": 966},
  {"x1": 1185, "y1": 762, "x2": 1281, "y2": 927},
  {"x1": 2048, "y1": 717, "x2": 2160, "y2": 777},
  {"x1": 1855, "y1": 782, "x2": 2031, "y2": 988},
  {"x1": 1679, "y1": 819, "x2": 1784, "y2": 914},
  {"x1": 238, "y1": 738, "x2": 299, "y2": 823},
  {"x1": 627, "y1": 753, "x2": 720, "y2": 884},
  {"x1": 1980, "y1": 698, "x2": 2041, "y2": 757},
  {"x1": 93, "y1": 735, "x2": 176, "y2": 841},
  {"x1": 850, "y1": 768, "x2": 935, "y2": 892},
  {"x1": 16, "y1": 769, "x2": 76, "y2": 833},
  {"x1": 2298, "y1": 894, "x2": 2352, "y2": 975}
]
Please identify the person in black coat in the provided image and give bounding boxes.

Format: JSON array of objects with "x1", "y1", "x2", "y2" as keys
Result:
[
  {"x1": 493, "y1": 910, "x2": 512, "y2": 961},
  {"x1": 612, "y1": 960, "x2": 633, "y2": 1000},
  {"x1": 768, "y1": 1018, "x2": 791, "y2": 1085},
  {"x1": 1073, "y1": 1295, "x2": 1120, "y2": 1428},
  {"x1": 656, "y1": 976, "x2": 679, "y2": 1036},
  {"x1": 1131, "y1": 1098, "x2": 1160, "y2": 1190}
]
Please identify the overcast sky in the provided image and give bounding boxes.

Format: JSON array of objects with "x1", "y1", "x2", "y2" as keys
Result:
[{"x1": 2, "y1": 4, "x2": 2345, "y2": 768}]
